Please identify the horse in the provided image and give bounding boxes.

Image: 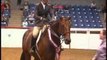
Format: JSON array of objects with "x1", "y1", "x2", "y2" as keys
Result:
[{"x1": 20, "y1": 16, "x2": 71, "y2": 60}]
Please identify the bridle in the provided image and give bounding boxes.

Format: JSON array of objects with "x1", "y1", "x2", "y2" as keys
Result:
[{"x1": 49, "y1": 17, "x2": 71, "y2": 42}]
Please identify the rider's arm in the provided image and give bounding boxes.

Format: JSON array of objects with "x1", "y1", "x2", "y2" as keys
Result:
[
  {"x1": 34, "y1": 9, "x2": 43, "y2": 20},
  {"x1": 34, "y1": 10, "x2": 46, "y2": 20},
  {"x1": 48, "y1": 5, "x2": 53, "y2": 18}
]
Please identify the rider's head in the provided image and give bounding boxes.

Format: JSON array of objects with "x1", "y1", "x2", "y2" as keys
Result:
[
  {"x1": 24, "y1": 1, "x2": 29, "y2": 5},
  {"x1": 41, "y1": 0, "x2": 49, "y2": 4}
]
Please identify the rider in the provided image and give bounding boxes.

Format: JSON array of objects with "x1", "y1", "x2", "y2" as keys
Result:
[
  {"x1": 33, "y1": 0, "x2": 53, "y2": 38},
  {"x1": 30, "y1": 0, "x2": 53, "y2": 53}
]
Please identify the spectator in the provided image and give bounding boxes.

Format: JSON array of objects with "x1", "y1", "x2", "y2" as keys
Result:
[
  {"x1": 22, "y1": 20, "x2": 28, "y2": 27},
  {"x1": 5, "y1": 0, "x2": 11, "y2": 4},
  {"x1": 90, "y1": 1, "x2": 96, "y2": 8},
  {"x1": 1, "y1": 1, "x2": 5, "y2": 15},
  {"x1": 23, "y1": 1, "x2": 29, "y2": 10},
  {"x1": 1, "y1": 0, "x2": 11, "y2": 18},
  {"x1": 17, "y1": 0, "x2": 22, "y2": 9},
  {"x1": 17, "y1": 0, "x2": 22, "y2": 6},
  {"x1": 4, "y1": 0, "x2": 10, "y2": 9},
  {"x1": 92, "y1": 28, "x2": 106, "y2": 60},
  {"x1": 102, "y1": 5, "x2": 106, "y2": 22}
]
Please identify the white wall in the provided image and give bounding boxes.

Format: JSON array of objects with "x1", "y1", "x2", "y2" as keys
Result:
[
  {"x1": 1, "y1": 28, "x2": 28, "y2": 48},
  {"x1": 61, "y1": 28, "x2": 102, "y2": 50},
  {"x1": 1, "y1": 28, "x2": 103, "y2": 50},
  {"x1": 69, "y1": 33, "x2": 102, "y2": 50}
]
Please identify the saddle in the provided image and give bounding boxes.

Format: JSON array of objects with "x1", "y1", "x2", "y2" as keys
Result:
[{"x1": 32, "y1": 24, "x2": 50, "y2": 38}]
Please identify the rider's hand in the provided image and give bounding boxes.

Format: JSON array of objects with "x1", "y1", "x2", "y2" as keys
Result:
[
  {"x1": 40, "y1": 17, "x2": 46, "y2": 20},
  {"x1": 40, "y1": 17, "x2": 43, "y2": 20}
]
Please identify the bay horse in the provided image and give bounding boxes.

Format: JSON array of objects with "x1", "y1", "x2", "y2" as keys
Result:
[{"x1": 20, "y1": 16, "x2": 71, "y2": 60}]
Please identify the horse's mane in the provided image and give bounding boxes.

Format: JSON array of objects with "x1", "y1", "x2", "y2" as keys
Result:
[
  {"x1": 49, "y1": 20, "x2": 60, "y2": 27},
  {"x1": 40, "y1": 20, "x2": 59, "y2": 40}
]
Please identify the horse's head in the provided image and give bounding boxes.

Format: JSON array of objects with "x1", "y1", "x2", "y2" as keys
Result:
[{"x1": 58, "y1": 16, "x2": 71, "y2": 44}]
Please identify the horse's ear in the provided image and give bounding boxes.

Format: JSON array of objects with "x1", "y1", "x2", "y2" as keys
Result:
[
  {"x1": 59, "y1": 17, "x2": 62, "y2": 20},
  {"x1": 67, "y1": 16, "x2": 71, "y2": 20},
  {"x1": 60, "y1": 16, "x2": 64, "y2": 20}
]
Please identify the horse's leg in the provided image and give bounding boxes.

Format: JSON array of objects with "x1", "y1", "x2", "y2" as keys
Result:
[
  {"x1": 33, "y1": 52, "x2": 40, "y2": 60},
  {"x1": 24, "y1": 52, "x2": 31, "y2": 60},
  {"x1": 20, "y1": 51, "x2": 31, "y2": 60},
  {"x1": 20, "y1": 51, "x2": 25, "y2": 60}
]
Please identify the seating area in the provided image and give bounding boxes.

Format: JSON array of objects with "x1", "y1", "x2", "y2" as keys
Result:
[
  {"x1": 1, "y1": 1, "x2": 11, "y2": 27},
  {"x1": 56, "y1": 5, "x2": 103, "y2": 28},
  {"x1": 21, "y1": 4, "x2": 103, "y2": 28},
  {"x1": 22, "y1": 3, "x2": 36, "y2": 27},
  {"x1": 1, "y1": 2, "x2": 104, "y2": 28}
]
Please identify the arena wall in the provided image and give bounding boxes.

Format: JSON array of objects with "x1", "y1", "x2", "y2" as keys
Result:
[
  {"x1": 1, "y1": 28, "x2": 103, "y2": 50},
  {"x1": 1, "y1": 28, "x2": 28, "y2": 48}
]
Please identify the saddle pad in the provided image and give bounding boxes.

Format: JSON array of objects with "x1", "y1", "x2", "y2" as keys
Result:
[{"x1": 33, "y1": 26, "x2": 40, "y2": 38}]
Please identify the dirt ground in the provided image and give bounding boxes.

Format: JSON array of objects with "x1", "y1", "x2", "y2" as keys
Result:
[{"x1": 1, "y1": 48, "x2": 96, "y2": 60}]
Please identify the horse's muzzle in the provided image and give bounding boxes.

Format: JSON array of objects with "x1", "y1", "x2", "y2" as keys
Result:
[{"x1": 65, "y1": 39, "x2": 71, "y2": 44}]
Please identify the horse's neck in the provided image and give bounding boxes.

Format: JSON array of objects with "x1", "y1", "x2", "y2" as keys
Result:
[
  {"x1": 50, "y1": 21, "x2": 60, "y2": 36},
  {"x1": 48, "y1": 25, "x2": 61, "y2": 47}
]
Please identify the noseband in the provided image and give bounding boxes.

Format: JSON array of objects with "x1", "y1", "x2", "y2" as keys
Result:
[{"x1": 50, "y1": 27, "x2": 70, "y2": 44}]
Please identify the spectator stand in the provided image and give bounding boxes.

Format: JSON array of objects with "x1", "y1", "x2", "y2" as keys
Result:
[
  {"x1": 22, "y1": 3, "x2": 36, "y2": 28},
  {"x1": 70, "y1": 5, "x2": 103, "y2": 28},
  {"x1": 55, "y1": 5, "x2": 103, "y2": 28},
  {"x1": 1, "y1": 0, "x2": 11, "y2": 27}
]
